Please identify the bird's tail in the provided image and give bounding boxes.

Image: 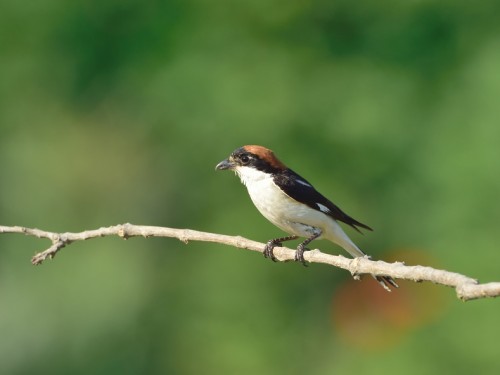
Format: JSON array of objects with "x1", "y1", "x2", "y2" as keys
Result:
[{"x1": 325, "y1": 222, "x2": 399, "y2": 291}]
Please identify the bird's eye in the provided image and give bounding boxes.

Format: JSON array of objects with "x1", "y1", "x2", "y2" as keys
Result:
[{"x1": 240, "y1": 155, "x2": 250, "y2": 164}]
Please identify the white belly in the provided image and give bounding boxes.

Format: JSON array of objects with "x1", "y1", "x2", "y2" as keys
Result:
[{"x1": 245, "y1": 176, "x2": 327, "y2": 238}]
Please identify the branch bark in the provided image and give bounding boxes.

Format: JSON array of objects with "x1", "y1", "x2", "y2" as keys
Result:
[{"x1": 1, "y1": 223, "x2": 498, "y2": 301}]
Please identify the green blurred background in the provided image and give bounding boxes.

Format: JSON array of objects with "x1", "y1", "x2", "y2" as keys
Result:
[{"x1": 1, "y1": 0, "x2": 500, "y2": 374}]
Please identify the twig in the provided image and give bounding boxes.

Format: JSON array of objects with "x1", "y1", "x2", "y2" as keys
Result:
[{"x1": 0, "y1": 223, "x2": 498, "y2": 301}]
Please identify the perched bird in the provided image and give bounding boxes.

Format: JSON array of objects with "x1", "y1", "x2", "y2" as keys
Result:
[{"x1": 215, "y1": 145, "x2": 398, "y2": 291}]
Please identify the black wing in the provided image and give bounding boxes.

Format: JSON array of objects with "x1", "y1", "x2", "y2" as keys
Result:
[{"x1": 274, "y1": 169, "x2": 372, "y2": 233}]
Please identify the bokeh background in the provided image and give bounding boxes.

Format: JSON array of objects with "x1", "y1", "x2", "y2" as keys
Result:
[{"x1": 1, "y1": 0, "x2": 500, "y2": 374}]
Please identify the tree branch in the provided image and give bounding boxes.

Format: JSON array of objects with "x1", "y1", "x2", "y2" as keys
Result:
[{"x1": 1, "y1": 223, "x2": 498, "y2": 301}]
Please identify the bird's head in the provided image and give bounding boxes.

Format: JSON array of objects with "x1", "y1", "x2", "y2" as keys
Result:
[{"x1": 215, "y1": 145, "x2": 286, "y2": 184}]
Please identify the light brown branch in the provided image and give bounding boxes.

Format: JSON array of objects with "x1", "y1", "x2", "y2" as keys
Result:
[{"x1": 1, "y1": 223, "x2": 498, "y2": 301}]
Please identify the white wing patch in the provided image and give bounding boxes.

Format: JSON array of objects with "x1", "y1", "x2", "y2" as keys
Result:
[
  {"x1": 296, "y1": 179, "x2": 312, "y2": 187},
  {"x1": 316, "y1": 203, "x2": 330, "y2": 214}
]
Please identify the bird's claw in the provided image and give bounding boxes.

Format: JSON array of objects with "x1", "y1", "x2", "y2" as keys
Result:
[
  {"x1": 263, "y1": 241, "x2": 279, "y2": 262},
  {"x1": 264, "y1": 235, "x2": 301, "y2": 262},
  {"x1": 294, "y1": 245, "x2": 308, "y2": 267}
]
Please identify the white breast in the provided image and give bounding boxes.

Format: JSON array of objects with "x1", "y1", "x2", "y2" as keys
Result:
[{"x1": 235, "y1": 166, "x2": 328, "y2": 237}]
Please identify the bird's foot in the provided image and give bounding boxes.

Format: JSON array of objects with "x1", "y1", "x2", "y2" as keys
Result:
[
  {"x1": 263, "y1": 235, "x2": 299, "y2": 262},
  {"x1": 263, "y1": 240, "x2": 280, "y2": 262},
  {"x1": 294, "y1": 244, "x2": 308, "y2": 267},
  {"x1": 294, "y1": 231, "x2": 321, "y2": 266}
]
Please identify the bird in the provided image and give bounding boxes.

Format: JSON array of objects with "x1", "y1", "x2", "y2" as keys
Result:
[{"x1": 215, "y1": 145, "x2": 398, "y2": 291}]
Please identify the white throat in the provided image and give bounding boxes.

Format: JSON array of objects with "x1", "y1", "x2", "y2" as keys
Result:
[{"x1": 234, "y1": 166, "x2": 270, "y2": 187}]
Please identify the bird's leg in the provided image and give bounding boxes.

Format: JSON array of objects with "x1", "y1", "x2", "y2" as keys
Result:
[
  {"x1": 295, "y1": 231, "x2": 322, "y2": 266},
  {"x1": 264, "y1": 235, "x2": 299, "y2": 261}
]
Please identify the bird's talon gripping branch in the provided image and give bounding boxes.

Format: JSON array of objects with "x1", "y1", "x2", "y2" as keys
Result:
[
  {"x1": 294, "y1": 244, "x2": 308, "y2": 266},
  {"x1": 263, "y1": 235, "x2": 299, "y2": 262},
  {"x1": 263, "y1": 241, "x2": 278, "y2": 262},
  {"x1": 293, "y1": 232, "x2": 321, "y2": 267}
]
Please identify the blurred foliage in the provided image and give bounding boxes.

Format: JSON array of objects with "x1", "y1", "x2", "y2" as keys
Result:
[{"x1": 1, "y1": 0, "x2": 500, "y2": 374}]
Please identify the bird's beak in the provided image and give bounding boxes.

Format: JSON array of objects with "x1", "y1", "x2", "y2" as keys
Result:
[{"x1": 215, "y1": 158, "x2": 235, "y2": 171}]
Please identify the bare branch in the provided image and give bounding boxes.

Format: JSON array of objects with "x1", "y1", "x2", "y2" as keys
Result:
[{"x1": 1, "y1": 223, "x2": 498, "y2": 301}]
